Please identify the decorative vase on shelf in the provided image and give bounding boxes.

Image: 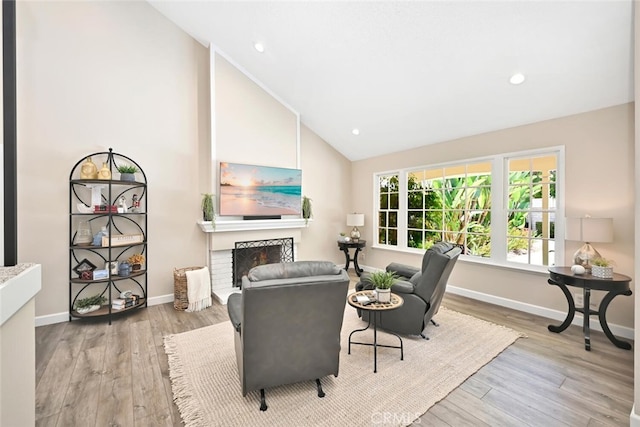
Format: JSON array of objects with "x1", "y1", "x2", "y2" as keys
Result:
[
  {"x1": 118, "y1": 262, "x2": 131, "y2": 277},
  {"x1": 98, "y1": 162, "x2": 111, "y2": 180},
  {"x1": 80, "y1": 157, "x2": 98, "y2": 179},
  {"x1": 74, "y1": 221, "x2": 93, "y2": 246},
  {"x1": 132, "y1": 263, "x2": 142, "y2": 272}
]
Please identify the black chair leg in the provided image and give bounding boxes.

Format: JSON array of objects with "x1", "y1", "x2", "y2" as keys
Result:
[
  {"x1": 316, "y1": 378, "x2": 325, "y2": 398},
  {"x1": 420, "y1": 333, "x2": 430, "y2": 340},
  {"x1": 259, "y1": 389, "x2": 268, "y2": 411},
  {"x1": 431, "y1": 319, "x2": 439, "y2": 327}
]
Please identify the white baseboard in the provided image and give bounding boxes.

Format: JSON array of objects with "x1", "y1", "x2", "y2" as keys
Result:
[
  {"x1": 631, "y1": 405, "x2": 640, "y2": 427},
  {"x1": 447, "y1": 285, "x2": 634, "y2": 340},
  {"x1": 35, "y1": 293, "x2": 175, "y2": 327}
]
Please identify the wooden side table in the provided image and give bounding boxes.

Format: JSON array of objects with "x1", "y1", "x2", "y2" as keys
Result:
[
  {"x1": 338, "y1": 240, "x2": 366, "y2": 276},
  {"x1": 547, "y1": 266, "x2": 632, "y2": 351},
  {"x1": 347, "y1": 290, "x2": 404, "y2": 372}
]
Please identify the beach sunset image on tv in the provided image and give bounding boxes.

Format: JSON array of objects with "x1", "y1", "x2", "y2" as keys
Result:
[{"x1": 219, "y1": 162, "x2": 302, "y2": 216}]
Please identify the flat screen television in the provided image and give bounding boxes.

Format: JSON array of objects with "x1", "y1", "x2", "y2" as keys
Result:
[{"x1": 219, "y1": 162, "x2": 302, "y2": 217}]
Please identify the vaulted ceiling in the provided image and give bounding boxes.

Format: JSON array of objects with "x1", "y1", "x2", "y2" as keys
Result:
[{"x1": 148, "y1": 1, "x2": 634, "y2": 161}]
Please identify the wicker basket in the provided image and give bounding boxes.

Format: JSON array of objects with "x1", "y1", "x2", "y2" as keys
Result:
[{"x1": 173, "y1": 266, "x2": 204, "y2": 310}]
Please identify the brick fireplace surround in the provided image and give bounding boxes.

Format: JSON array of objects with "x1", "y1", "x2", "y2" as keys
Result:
[{"x1": 197, "y1": 218, "x2": 308, "y2": 303}]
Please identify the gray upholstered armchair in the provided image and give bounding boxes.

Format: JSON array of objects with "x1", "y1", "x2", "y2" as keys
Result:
[
  {"x1": 356, "y1": 242, "x2": 462, "y2": 338},
  {"x1": 227, "y1": 261, "x2": 350, "y2": 411}
]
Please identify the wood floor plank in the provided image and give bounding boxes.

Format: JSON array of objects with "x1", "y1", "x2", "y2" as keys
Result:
[
  {"x1": 445, "y1": 387, "x2": 525, "y2": 427},
  {"x1": 147, "y1": 303, "x2": 183, "y2": 426},
  {"x1": 35, "y1": 321, "x2": 87, "y2": 421},
  {"x1": 458, "y1": 376, "x2": 491, "y2": 399},
  {"x1": 413, "y1": 409, "x2": 451, "y2": 426},
  {"x1": 94, "y1": 317, "x2": 134, "y2": 427},
  {"x1": 428, "y1": 399, "x2": 491, "y2": 427},
  {"x1": 481, "y1": 388, "x2": 571, "y2": 427},
  {"x1": 35, "y1": 322, "x2": 67, "y2": 386},
  {"x1": 56, "y1": 345, "x2": 106, "y2": 426},
  {"x1": 476, "y1": 359, "x2": 593, "y2": 426},
  {"x1": 130, "y1": 319, "x2": 173, "y2": 426}
]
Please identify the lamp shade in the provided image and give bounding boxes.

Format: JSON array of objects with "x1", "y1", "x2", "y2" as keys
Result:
[
  {"x1": 565, "y1": 217, "x2": 613, "y2": 243},
  {"x1": 346, "y1": 213, "x2": 364, "y2": 227}
]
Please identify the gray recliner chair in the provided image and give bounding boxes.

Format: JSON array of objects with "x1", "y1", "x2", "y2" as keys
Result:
[
  {"x1": 356, "y1": 242, "x2": 462, "y2": 337},
  {"x1": 227, "y1": 260, "x2": 350, "y2": 411}
]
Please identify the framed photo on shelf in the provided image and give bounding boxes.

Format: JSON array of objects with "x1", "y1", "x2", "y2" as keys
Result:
[
  {"x1": 105, "y1": 261, "x2": 119, "y2": 275},
  {"x1": 73, "y1": 258, "x2": 97, "y2": 278}
]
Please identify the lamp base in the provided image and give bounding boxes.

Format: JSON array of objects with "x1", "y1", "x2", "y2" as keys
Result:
[
  {"x1": 573, "y1": 243, "x2": 602, "y2": 272},
  {"x1": 350, "y1": 226, "x2": 360, "y2": 242}
]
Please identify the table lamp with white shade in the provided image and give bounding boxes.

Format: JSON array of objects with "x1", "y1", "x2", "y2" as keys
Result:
[
  {"x1": 347, "y1": 213, "x2": 365, "y2": 242},
  {"x1": 565, "y1": 216, "x2": 613, "y2": 271}
]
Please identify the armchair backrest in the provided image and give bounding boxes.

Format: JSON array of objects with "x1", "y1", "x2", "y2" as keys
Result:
[
  {"x1": 415, "y1": 242, "x2": 462, "y2": 306},
  {"x1": 237, "y1": 261, "x2": 350, "y2": 394}
]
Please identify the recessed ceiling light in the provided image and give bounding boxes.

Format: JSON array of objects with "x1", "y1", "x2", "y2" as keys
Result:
[
  {"x1": 352, "y1": 128, "x2": 360, "y2": 136},
  {"x1": 510, "y1": 73, "x2": 525, "y2": 85},
  {"x1": 254, "y1": 42, "x2": 265, "y2": 53}
]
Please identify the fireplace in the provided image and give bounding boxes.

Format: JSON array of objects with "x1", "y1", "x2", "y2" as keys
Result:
[{"x1": 232, "y1": 237, "x2": 295, "y2": 287}]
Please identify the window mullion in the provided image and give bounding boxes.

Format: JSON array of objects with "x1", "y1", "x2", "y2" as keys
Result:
[
  {"x1": 398, "y1": 170, "x2": 408, "y2": 248},
  {"x1": 491, "y1": 157, "x2": 507, "y2": 262}
]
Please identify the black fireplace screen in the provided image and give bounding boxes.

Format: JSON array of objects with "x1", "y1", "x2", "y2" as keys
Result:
[{"x1": 233, "y1": 237, "x2": 294, "y2": 287}]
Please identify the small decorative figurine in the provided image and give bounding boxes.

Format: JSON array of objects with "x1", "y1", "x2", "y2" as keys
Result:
[
  {"x1": 118, "y1": 196, "x2": 128, "y2": 213},
  {"x1": 130, "y1": 194, "x2": 140, "y2": 213},
  {"x1": 80, "y1": 157, "x2": 98, "y2": 179},
  {"x1": 98, "y1": 162, "x2": 111, "y2": 180}
]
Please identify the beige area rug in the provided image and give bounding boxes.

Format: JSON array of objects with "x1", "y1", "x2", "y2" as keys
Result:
[{"x1": 164, "y1": 307, "x2": 523, "y2": 427}]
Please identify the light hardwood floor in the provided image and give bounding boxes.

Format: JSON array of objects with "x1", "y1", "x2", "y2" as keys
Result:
[{"x1": 35, "y1": 280, "x2": 633, "y2": 426}]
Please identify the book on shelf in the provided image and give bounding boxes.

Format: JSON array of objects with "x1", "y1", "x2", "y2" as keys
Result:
[{"x1": 112, "y1": 297, "x2": 136, "y2": 309}]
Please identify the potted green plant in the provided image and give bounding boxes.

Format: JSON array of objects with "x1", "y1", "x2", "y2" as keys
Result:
[
  {"x1": 117, "y1": 165, "x2": 138, "y2": 181},
  {"x1": 367, "y1": 271, "x2": 397, "y2": 303},
  {"x1": 202, "y1": 193, "x2": 215, "y2": 223},
  {"x1": 302, "y1": 195, "x2": 312, "y2": 224},
  {"x1": 74, "y1": 294, "x2": 107, "y2": 314},
  {"x1": 591, "y1": 257, "x2": 613, "y2": 279}
]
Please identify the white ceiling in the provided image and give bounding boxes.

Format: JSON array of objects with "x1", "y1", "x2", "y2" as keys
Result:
[{"x1": 148, "y1": 1, "x2": 634, "y2": 161}]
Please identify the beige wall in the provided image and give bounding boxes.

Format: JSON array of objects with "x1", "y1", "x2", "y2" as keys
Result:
[
  {"x1": 18, "y1": 1, "x2": 209, "y2": 318},
  {"x1": 215, "y1": 53, "x2": 298, "y2": 170},
  {"x1": 352, "y1": 103, "x2": 635, "y2": 329},
  {"x1": 298, "y1": 124, "x2": 353, "y2": 264}
]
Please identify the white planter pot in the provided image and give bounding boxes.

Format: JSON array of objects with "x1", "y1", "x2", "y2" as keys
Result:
[
  {"x1": 375, "y1": 288, "x2": 391, "y2": 303},
  {"x1": 591, "y1": 265, "x2": 613, "y2": 279}
]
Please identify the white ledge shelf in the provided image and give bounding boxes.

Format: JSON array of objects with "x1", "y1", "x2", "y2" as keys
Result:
[{"x1": 197, "y1": 218, "x2": 310, "y2": 233}]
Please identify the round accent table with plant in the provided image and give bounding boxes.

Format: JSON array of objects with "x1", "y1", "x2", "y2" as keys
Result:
[
  {"x1": 366, "y1": 270, "x2": 398, "y2": 303},
  {"x1": 347, "y1": 290, "x2": 404, "y2": 373}
]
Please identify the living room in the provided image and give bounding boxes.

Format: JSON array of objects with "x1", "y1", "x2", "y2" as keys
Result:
[{"x1": 1, "y1": 0, "x2": 637, "y2": 425}]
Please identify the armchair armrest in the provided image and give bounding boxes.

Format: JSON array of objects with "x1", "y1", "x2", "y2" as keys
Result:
[
  {"x1": 227, "y1": 293, "x2": 242, "y2": 333},
  {"x1": 390, "y1": 280, "x2": 415, "y2": 295},
  {"x1": 386, "y1": 262, "x2": 420, "y2": 279}
]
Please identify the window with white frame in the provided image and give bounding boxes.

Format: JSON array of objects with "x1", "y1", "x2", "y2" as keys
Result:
[
  {"x1": 374, "y1": 148, "x2": 561, "y2": 267},
  {"x1": 377, "y1": 173, "x2": 399, "y2": 246}
]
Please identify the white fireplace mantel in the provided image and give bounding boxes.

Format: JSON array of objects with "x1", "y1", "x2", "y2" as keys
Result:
[
  {"x1": 197, "y1": 218, "x2": 310, "y2": 233},
  {"x1": 197, "y1": 218, "x2": 309, "y2": 304}
]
